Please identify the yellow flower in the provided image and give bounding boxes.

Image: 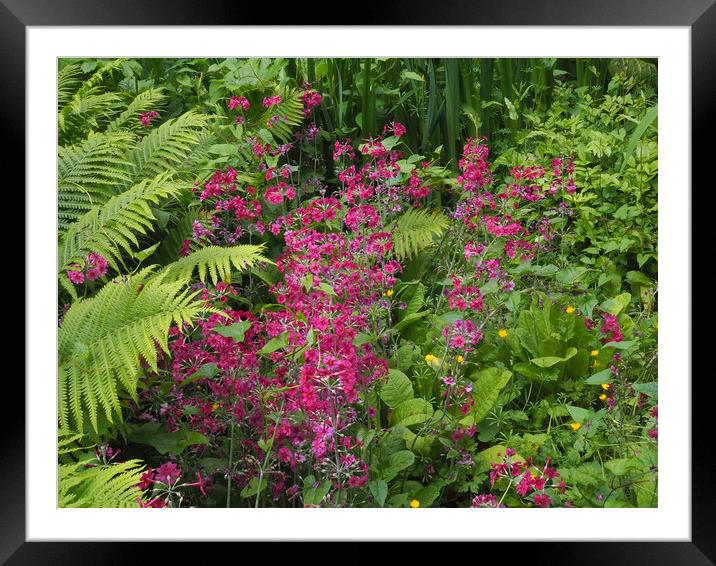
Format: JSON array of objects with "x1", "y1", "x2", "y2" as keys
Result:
[
  {"x1": 425, "y1": 354, "x2": 436, "y2": 363},
  {"x1": 410, "y1": 499, "x2": 420, "y2": 508},
  {"x1": 565, "y1": 306, "x2": 575, "y2": 314},
  {"x1": 498, "y1": 329, "x2": 508, "y2": 338},
  {"x1": 590, "y1": 350, "x2": 599, "y2": 357},
  {"x1": 599, "y1": 394, "x2": 607, "y2": 401},
  {"x1": 212, "y1": 403, "x2": 220, "y2": 411},
  {"x1": 456, "y1": 355, "x2": 464, "y2": 363},
  {"x1": 385, "y1": 289, "x2": 394, "y2": 297},
  {"x1": 601, "y1": 383, "x2": 611, "y2": 390},
  {"x1": 570, "y1": 422, "x2": 581, "y2": 431}
]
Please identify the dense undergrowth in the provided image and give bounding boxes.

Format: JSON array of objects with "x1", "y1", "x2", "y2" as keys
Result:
[{"x1": 57, "y1": 58, "x2": 658, "y2": 508}]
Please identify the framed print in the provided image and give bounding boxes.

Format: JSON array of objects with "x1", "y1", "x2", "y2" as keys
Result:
[{"x1": 8, "y1": 0, "x2": 705, "y2": 563}]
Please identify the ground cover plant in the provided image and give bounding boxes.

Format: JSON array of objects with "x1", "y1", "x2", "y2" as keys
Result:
[{"x1": 57, "y1": 57, "x2": 658, "y2": 508}]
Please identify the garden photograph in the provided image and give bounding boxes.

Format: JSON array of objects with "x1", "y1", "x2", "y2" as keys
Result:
[{"x1": 56, "y1": 57, "x2": 659, "y2": 510}]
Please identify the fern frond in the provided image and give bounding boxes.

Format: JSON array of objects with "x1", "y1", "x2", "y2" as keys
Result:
[
  {"x1": 59, "y1": 459, "x2": 146, "y2": 508},
  {"x1": 58, "y1": 429, "x2": 88, "y2": 456},
  {"x1": 58, "y1": 131, "x2": 135, "y2": 230},
  {"x1": 58, "y1": 59, "x2": 127, "y2": 144},
  {"x1": 158, "y1": 244, "x2": 270, "y2": 285},
  {"x1": 390, "y1": 208, "x2": 450, "y2": 261},
  {"x1": 106, "y1": 88, "x2": 167, "y2": 133},
  {"x1": 59, "y1": 172, "x2": 181, "y2": 273},
  {"x1": 260, "y1": 89, "x2": 306, "y2": 143},
  {"x1": 126, "y1": 110, "x2": 209, "y2": 184},
  {"x1": 58, "y1": 63, "x2": 83, "y2": 108},
  {"x1": 59, "y1": 92, "x2": 124, "y2": 140},
  {"x1": 71, "y1": 59, "x2": 126, "y2": 101},
  {"x1": 58, "y1": 269, "x2": 209, "y2": 431}
]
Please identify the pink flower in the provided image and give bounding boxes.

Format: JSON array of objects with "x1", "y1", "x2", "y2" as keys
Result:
[
  {"x1": 471, "y1": 494, "x2": 503, "y2": 508},
  {"x1": 301, "y1": 89, "x2": 323, "y2": 114},
  {"x1": 262, "y1": 95, "x2": 282, "y2": 108},
  {"x1": 228, "y1": 95, "x2": 250, "y2": 111},
  {"x1": 86, "y1": 252, "x2": 108, "y2": 281},
  {"x1": 155, "y1": 462, "x2": 181, "y2": 485},
  {"x1": 139, "y1": 110, "x2": 159, "y2": 127},
  {"x1": 67, "y1": 268, "x2": 84, "y2": 285},
  {"x1": 533, "y1": 493, "x2": 552, "y2": 507},
  {"x1": 137, "y1": 467, "x2": 156, "y2": 490}
]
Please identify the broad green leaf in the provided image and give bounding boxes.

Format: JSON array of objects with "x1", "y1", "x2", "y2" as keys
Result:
[
  {"x1": 599, "y1": 293, "x2": 631, "y2": 316},
  {"x1": 531, "y1": 347, "x2": 578, "y2": 368},
  {"x1": 241, "y1": 476, "x2": 268, "y2": 498},
  {"x1": 391, "y1": 398, "x2": 433, "y2": 427},
  {"x1": 605, "y1": 458, "x2": 639, "y2": 476},
  {"x1": 258, "y1": 332, "x2": 290, "y2": 355},
  {"x1": 369, "y1": 480, "x2": 388, "y2": 507},
  {"x1": 633, "y1": 382, "x2": 658, "y2": 398},
  {"x1": 474, "y1": 445, "x2": 524, "y2": 473},
  {"x1": 303, "y1": 479, "x2": 332, "y2": 506},
  {"x1": 213, "y1": 320, "x2": 252, "y2": 342},
  {"x1": 566, "y1": 405, "x2": 589, "y2": 423},
  {"x1": 379, "y1": 369, "x2": 414, "y2": 408},
  {"x1": 401, "y1": 70, "x2": 424, "y2": 82},
  {"x1": 555, "y1": 267, "x2": 588, "y2": 285},
  {"x1": 412, "y1": 484, "x2": 440, "y2": 508},
  {"x1": 180, "y1": 362, "x2": 219, "y2": 387},
  {"x1": 471, "y1": 368, "x2": 512, "y2": 423},
  {"x1": 127, "y1": 423, "x2": 209, "y2": 455},
  {"x1": 585, "y1": 368, "x2": 612, "y2": 385},
  {"x1": 317, "y1": 282, "x2": 337, "y2": 297},
  {"x1": 603, "y1": 340, "x2": 637, "y2": 350},
  {"x1": 381, "y1": 450, "x2": 415, "y2": 482},
  {"x1": 394, "y1": 311, "x2": 429, "y2": 331},
  {"x1": 353, "y1": 333, "x2": 373, "y2": 347}
]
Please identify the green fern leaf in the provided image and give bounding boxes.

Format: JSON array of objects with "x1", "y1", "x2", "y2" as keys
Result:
[
  {"x1": 390, "y1": 208, "x2": 450, "y2": 261},
  {"x1": 59, "y1": 172, "x2": 181, "y2": 273},
  {"x1": 106, "y1": 88, "x2": 167, "y2": 133},
  {"x1": 159, "y1": 244, "x2": 270, "y2": 286},
  {"x1": 59, "y1": 459, "x2": 146, "y2": 508},
  {"x1": 58, "y1": 269, "x2": 210, "y2": 431},
  {"x1": 126, "y1": 110, "x2": 209, "y2": 184},
  {"x1": 58, "y1": 131, "x2": 135, "y2": 230}
]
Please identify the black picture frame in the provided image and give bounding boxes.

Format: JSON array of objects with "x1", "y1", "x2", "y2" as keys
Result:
[{"x1": 6, "y1": 1, "x2": 704, "y2": 563}]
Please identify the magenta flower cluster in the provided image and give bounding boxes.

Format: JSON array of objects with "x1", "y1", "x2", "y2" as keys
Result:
[{"x1": 66, "y1": 252, "x2": 108, "y2": 285}]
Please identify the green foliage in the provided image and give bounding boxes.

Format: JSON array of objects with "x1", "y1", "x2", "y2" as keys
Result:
[
  {"x1": 58, "y1": 131, "x2": 134, "y2": 229},
  {"x1": 159, "y1": 244, "x2": 270, "y2": 286},
  {"x1": 125, "y1": 110, "x2": 209, "y2": 184},
  {"x1": 59, "y1": 460, "x2": 146, "y2": 508},
  {"x1": 58, "y1": 269, "x2": 210, "y2": 432},
  {"x1": 390, "y1": 208, "x2": 450, "y2": 261},
  {"x1": 54, "y1": 57, "x2": 658, "y2": 509},
  {"x1": 59, "y1": 172, "x2": 182, "y2": 273}
]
